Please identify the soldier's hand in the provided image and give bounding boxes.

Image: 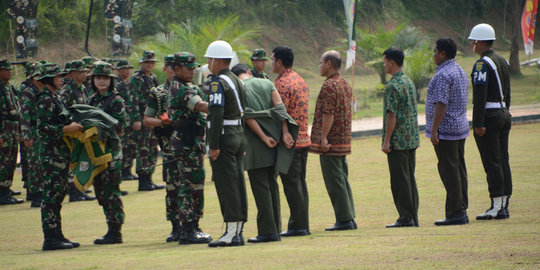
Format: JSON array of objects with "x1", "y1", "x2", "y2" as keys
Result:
[
  {"x1": 133, "y1": 121, "x2": 142, "y2": 131},
  {"x1": 264, "y1": 136, "x2": 278, "y2": 148},
  {"x1": 63, "y1": 122, "x2": 84, "y2": 133},
  {"x1": 282, "y1": 132, "x2": 294, "y2": 149},
  {"x1": 209, "y1": 149, "x2": 220, "y2": 161},
  {"x1": 475, "y1": 127, "x2": 486, "y2": 136},
  {"x1": 24, "y1": 139, "x2": 34, "y2": 148}
]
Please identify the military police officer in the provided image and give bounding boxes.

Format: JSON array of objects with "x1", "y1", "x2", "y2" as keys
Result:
[
  {"x1": 468, "y1": 23, "x2": 513, "y2": 220},
  {"x1": 204, "y1": 41, "x2": 249, "y2": 247}
]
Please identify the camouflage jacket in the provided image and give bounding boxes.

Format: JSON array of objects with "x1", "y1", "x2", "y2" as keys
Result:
[
  {"x1": 0, "y1": 80, "x2": 20, "y2": 137},
  {"x1": 35, "y1": 86, "x2": 71, "y2": 156},
  {"x1": 88, "y1": 90, "x2": 126, "y2": 136},
  {"x1": 19, "y1": 82, "x2": 41, "y2": 140},
  {"x1": 127, "y1": 69, "x2": 158, "y2": 123},
  {"x1": 145, "y1": 80, "x2": 170, "y2": 118},
  {"x1": 59, "y1": 79, "x2": 88, "y2": 108}
]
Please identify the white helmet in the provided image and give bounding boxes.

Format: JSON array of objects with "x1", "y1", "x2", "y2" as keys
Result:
[
  {"x1": 468, "y1": 23, "x2": 496, "y2": 41},
  {"x1": 204, "y1": 40, "x2": 234, "y2": 59}
]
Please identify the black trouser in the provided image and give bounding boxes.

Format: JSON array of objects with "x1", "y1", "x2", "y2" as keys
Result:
[
  {"x1": 320, "y1": 155, "x2": 355, "y2": 222},
  {"x1": 210, "y1": 126, "x2": 248, "y2": 222},
  {"x1": 434, "y1": 139, "x2": 468, "y2": 218},
  {"x1": 387, "y1": 149, "x2": 419, "y2": 224},
  {"x1": 279, "y1": 147, "x2": 309, "y2": 231},
  {"x1": 474, "y1": 109, "x2": 512, "y2": 197},
  {"x1": 248, "y1": 166, "x2": 281, "y2": 236}
]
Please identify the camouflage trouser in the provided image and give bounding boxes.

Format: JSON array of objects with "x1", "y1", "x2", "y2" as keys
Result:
[
  {"x1": 134, "y1": 127, "x2": 158, "y2": 175},
  {"x1": 176, "y1": 147, "x2": 206, "y2": 223},
  {"x1": 0, "y1": 128, "x2": 18, "y2": 189},
  {"x1": 20, "y1": 143, "x2": 29, "y2": 184},
  {"x1": 25, "y1": 140, "x2": 43, "y2": 194},
  {"x1": 40, "y1": 148, "x2": 69, "y2": 231},
  {"x1": 93, "y1": 165, "x2": 124, "y2": 224},
  {"x1": 121, "y1": 127, "x2": 137, "y2": 169},
  {"x1": 164, "y1": 154, "x2": 180, "y2": 221}
]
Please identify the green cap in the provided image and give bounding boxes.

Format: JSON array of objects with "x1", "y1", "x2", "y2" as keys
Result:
[
  {"x1": 25, "y1": 61, "x2": 40, "y2": 79},
  {"x1": 101, "y1": 58, "x2": 117, "y2": 65},
  {"x1": 89, "y1": 61, "x2": 117, "y2": 78},
  {"x1": 30, "y1": 63, "x2": 45, "y2": 79},
  {"x1": 81, "y1": 56, "x2": 95, "y2": 69},
  {"x1": 0, "y1": 59, "x2": 13, "y2": 70},
  {"x1": 164, "y1": 54, "x2": 175, "y2": 64},
  {"x1": 63, "y1": 61, "x2": 73, "y2": 74},
  {"x1": 173, "y1": 52, "x2": 199, "y2": 69},
  {"x1": 139, "y1": 50, "x2": 158, "y2": 63},
  {"x1": 116, "y1": 59, "x2": 133, "y2": 69},
  {"x1": 37, "y1": 63, "x2": 66, "y2": 80},
  {"x1": 69, "y1": 60, "x2": 89, "y2": 72},
  {"x1": 250, "y1": 49, "x2": 269, "y2": 61}
]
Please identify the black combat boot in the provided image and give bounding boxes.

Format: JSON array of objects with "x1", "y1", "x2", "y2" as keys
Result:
[
  {"x1": 179, "y1": 221, "x2": 212, "y2": 245},
  {"x1": 56, "y1": 224, "x2": 80, "y2": 248},
  {"x1": 138, "y1": 174, "x2": 155, "y2": 191},
  {"x1": 166, "y1": 220, "x2": 181, "y2": 242},
  {"x1": 42, "y1": 229, "x2": 73, "y2": 251},
  {"x1": 121, "y1": 167, "x2": 136, "y2": 180},
  {"x1": 30, "y1": 192, "x2": 42, "y2": 208},
  {"x1": 0, "y1": 188, "x2": 24, "y2": 205},
  {"x1": 94, "y1": 223, "x2": 123, "y2": 245},
  {"x1": 149, "y1": 175, "x2": 165, "y2": 190}
]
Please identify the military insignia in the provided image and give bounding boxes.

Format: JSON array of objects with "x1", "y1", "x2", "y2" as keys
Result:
[
  {"x1": 475, "y1": 62, "x2": 483, "y2": 72},
  {"x1": 211, "y1": 82, "x2": 219, "y2": 93}
]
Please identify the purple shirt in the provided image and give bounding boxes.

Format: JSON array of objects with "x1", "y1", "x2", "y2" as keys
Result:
[{"x1": 425, "y1": 59, "x2": 469, "y2": 140}]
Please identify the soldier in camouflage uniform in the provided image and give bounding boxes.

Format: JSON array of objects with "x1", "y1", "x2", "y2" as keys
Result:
[
  {"x1": 19, "y1": 61, "x2": 45, "y2": 207},
  {"x1": 36, "y1": 63, "x2": 83, "y2": 250},
  {"x1": 142, "y1": 54, "x2": 178, "y2": 241},
  {"x1": 116, "y1": 59, "x2": 138, "y2": 181},
  {"x1": 167, "y1": 52, "x2": 213, "y2": 244},
  {"x1": 88, "y1": 61, "x2": 126, "y2": 245},
  {"x1": 59, "y1": 60, "x2": 96, "y2": 202},
  {"x1": 127, "y1": 50, "x2": 164, "y2": 191},
  {"x1": 250, "y1": 49, "x2": 271, "y2": 80},
  {"x1": 82, "y1": 56, "x2": 95, "y2": 97},
  {"x1": 0, "y1": 59, "x2": 24, "y2": 205},
  {"x1": 62, "y1": 61, "x2": 73, "y2": 87}
]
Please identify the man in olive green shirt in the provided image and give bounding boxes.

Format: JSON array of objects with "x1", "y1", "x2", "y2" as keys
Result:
[{"x1": 381, "y1": 47, "x2": 420, "y2": 228}]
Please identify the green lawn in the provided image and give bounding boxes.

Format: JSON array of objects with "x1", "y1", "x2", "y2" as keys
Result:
[{"x1": 1, "y1": 123, "x2": 539, "y2": 269}]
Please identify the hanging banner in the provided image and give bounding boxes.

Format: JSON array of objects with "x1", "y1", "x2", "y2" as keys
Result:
[
  {"x1": 7, "y1": 0, "x2": 39, "y2": 59},
  {"x1": 343, "y1": 0, "x2": 357, "y2": 70},
  {"x1": 104, "y1": 0, "x2": 133, "y2": 57},
  {"x1": 522, "y1": 0, "x2": 538, "y2": 56}
]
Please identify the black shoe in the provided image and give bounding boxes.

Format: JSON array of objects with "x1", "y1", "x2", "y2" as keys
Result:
[
  {"x1": 151, "y1": 183, "x2": 165, "y2": 190},
  {"x1": 352, "y1": 219, "x2": 358, "y2": 229},
  {"x1": 94, "y1": 223, "x2": 123, "y2": 245},
  {"x1": 325, "y1": 220, "x2": 356, "y2": 231},
  {"x1": 10, "y1": 189, "x2": 21, "y2": 196},
  {"x1": 166, "y1": 220, "x2": 181, "y2": 243},
  {"x1": 386, "y1": 219, "x2": 415, "y2": 228},
  {"x1": 31, "y1": 193, "x2": 42, "y2": 208},
  {"x1": 0, "y1": 196, "x2": 24, "y2": 205},
  {"x1": 42, "y1": 229, "x2": 73, "y2": 251},
  {"x1": 81, "y1": 191, "x2": 96, "y2": 201},
  {"x1": 434, "y1": 211, "x2": 469, "y2": 226},
  {"x1": 120, "y1": 190, "x2": 129, "y2": 196},
  {"x1": 56, "y1": 227, "x2": 80, "y2": 248},
  {"x1": 179, "y1": 222, "x2": 212, "y2": 245},
  {"x1": 280, "y1": 229, "x2": 310, "y2": 237},
  {"x1": 138, "y1": 174, "x2": 155, "y2": 191},
  {"x1": 85, "y1": 189, "x2": 93, "y2": 194},
  {"x1": 247, "y1": 234, "x2": 281, "y2": 243}
]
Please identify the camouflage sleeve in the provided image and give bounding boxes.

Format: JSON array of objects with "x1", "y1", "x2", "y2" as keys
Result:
[
  {"x1": 19, "y1": 88, "x2": 35, "y2": 140},
  {"x1": 36, "y1": 93, "x2": 63, "y2": 141},
  {"x1": 110, "y1": 96, "x2": 126, "y2": 135},
  {"x1": 59, "y1": 84, "x2": 72, "y2": 108},
  {"x1": 182, "y1": 85, "x2": 203, "y2": 113},
  {"x1": 127, "y1": 76, "x2": 141, "y2": 123},
  {"x1": 144, "y1": 90, "x2": 158, "y2": 118}
]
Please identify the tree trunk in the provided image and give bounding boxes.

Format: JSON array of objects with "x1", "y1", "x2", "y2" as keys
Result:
[{"x1": 509, "y1": 0, "x2": 523, "y2": 75}]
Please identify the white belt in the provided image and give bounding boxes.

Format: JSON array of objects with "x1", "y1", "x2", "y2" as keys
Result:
[
  {"x1": 485, "y1": 102, "x2": 506, "y2": 109},
  {"x1": 223, "y1": 119, "x2": 241, "y2": 126}
]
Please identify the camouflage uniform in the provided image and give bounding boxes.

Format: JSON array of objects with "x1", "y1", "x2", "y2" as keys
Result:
[
  {"x1": 116, "y1": 60, "x2": 137, "y2": 174},
  {"x1": 0, "y1": 63, "x2": 20, "y2": 194},
  {"x1": 19, "y1": 64, "x2": 44, "y2": 199},
  {"x1": 127, "y1": 51, "x2": 159, "y2": 177},
  {"x1": 88, "y1": 63, "x2": 126, "y2": 225},
  {"x1": 36, "y1": 75, "x2": 71, "y2": 231},
  {"x1": 82, "y1": 57, "x2": 95, "y2": 97},
  {"x1": 16, "y1": 78, "x2": 32, "y2": 188},
  {"x1": 250, "y1": 49, "x2": 271, "y2": 80},
  {"x1": 59, "y1": 60, "x2": 89, "y2": 107}
]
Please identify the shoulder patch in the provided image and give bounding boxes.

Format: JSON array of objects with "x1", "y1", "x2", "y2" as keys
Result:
[
  {"x1": 208, "y1": 77, "x2": 224, "y2": 107},
  {"x1": 472, "y1": 60, "x2": 488, "y2": 85}
]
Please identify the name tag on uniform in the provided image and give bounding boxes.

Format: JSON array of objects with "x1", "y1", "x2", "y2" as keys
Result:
[{"x1": 473, "y1": 60, "x2": 488, "y2": 85}]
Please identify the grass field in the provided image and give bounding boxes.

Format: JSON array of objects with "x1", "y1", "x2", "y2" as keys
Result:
[{"x1": 1, "y1": 122, "x2": 539, "y2": 269}]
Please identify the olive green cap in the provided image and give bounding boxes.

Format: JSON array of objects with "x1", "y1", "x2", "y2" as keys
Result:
[
  {"x1": 139, "y1": 50, "x2": 158, "y2": 63},
  {"x1": 0, "y1": 59, "x2": 13, "y2": 70},
  {"x1": 173, "y1": 52, "x2": 199, "y2": 69},
  {"x1": 37, "y1": 62, "x2": 66, "y2": 80},
  {"x1": 69, "y1": 60, "x2": 89, "y2": 72},
  {"x1": 250, "y1": 49, "x2": 269, "y2": 61},
  {"x1": 116, "y1": 59, "x2": 133, "y2": 69},
  {"x1": 88, "y1": 61, "x2": 117, "y2": 78},
  {"x1": 81, "y1": 56, "x2": 95, "y2": 69}
]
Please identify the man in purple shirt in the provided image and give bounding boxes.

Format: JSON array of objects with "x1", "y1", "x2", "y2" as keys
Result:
[{"x1": 425, "y1": 38, "x2": 470, "y2": 226}]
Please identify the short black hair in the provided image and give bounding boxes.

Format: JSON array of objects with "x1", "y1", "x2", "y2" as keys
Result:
[
  {"x1": 231, "y1": 63, "x2": 250, "y2": 76},
  {"x1": 435, "y1": 38, "x2": 457, "y2": 59},
  {"x1": 272, "y1": 46, "x2": 294, "y2": 68},
  {"x1": 91, "y1": 76, "x2": 115, "y2": 93},
  {"x1": 323, "y1": 53, "x2": 342, "y2": 70},
  {"x1": 38, "y1": 77, "x2": 55, "y2": 88},
  {"x1": 383, "y1": 47, "x2": 404, "y2": 67}
]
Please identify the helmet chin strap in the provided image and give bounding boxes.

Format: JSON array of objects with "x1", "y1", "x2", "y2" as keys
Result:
[{"x1": 472, "y1": 40, "x2": 478, "y2": 53}]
